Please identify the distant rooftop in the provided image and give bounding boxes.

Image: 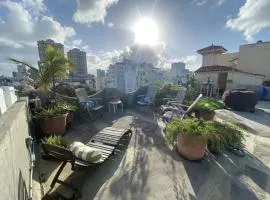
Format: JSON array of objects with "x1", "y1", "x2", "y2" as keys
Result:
[
  {"x1": 195, "y1": 65, "x2": 265, "y2": 77},
  {"x1": 197, "y1": 44, "x2": 227, "y2": 55}
]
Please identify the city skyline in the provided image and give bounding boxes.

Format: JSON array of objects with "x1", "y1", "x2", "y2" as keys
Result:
[{"x1": 0, "y1": 0, "x2": 270, "y2": 76}]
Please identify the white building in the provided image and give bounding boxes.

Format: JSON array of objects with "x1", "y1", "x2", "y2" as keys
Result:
[
  {"x1": 37, "y1": 39, "x2": 64, "y2": 63},
  {"x1": 195, "y1": 43, "x2": 266, "y2": 95},
  {"x1": 171, "y1": 62, "x2": 190, "y2": 84},
  {"x1": 96, "y1": 69, "x2": 106, "y2": 91},
  {"x1": 106, "y1": 59, "x2": 136, "y2": 94},
  {"x1": 67, "y1": 48, "x2": 88, "y2": 78}
]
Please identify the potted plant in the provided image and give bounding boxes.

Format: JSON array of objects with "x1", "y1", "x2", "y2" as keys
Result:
[
  {"x1": 44, "y1": 135, "x2": 69, "y2": 148},
  {"x1": 193, "y1": 98, "x2": 224, "y2": 121},
  {"x1": 206, "y1": 121, "x2": 244, "y2": 154},
  {"x1": 165, "y1": 118, "x2": 214, "y2": 160},
  {"x1": 36, "y1": 105, "x2": 68, "y2": 135},
  {"x1": 56, "y1": 101, "x2": 78, "y2": 124}
]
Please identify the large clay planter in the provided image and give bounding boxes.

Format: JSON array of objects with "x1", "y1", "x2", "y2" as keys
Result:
[
  {"x1": 40, "y1": 113, "x2": 68, "y2": 135},
  {"x1": 195, "y1": 110, "x2": 215, "y2": 121},
  {"x1": 66, "y1": 112, "x2": 74, "y2": 125},
  {"x1": 177, "y1": 135, "x2": 207, "y2": 160},
  {"x1": 200, "y1": 111, "x2": 215, "y2": 121}
]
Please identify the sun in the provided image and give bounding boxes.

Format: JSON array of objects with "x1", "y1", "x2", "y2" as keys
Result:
[{"x1": 132, "y1": 18, "x2": 159, "y2": 46}]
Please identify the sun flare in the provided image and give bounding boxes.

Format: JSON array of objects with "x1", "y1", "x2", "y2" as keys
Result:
[{"x1": 132, "y1": 18, "x2": 159, "y2": 46}]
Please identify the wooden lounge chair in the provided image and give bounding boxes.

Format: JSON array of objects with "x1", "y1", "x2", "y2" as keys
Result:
[{"x1": 41, "y1": 127, "x2": 132, "y2": 190}]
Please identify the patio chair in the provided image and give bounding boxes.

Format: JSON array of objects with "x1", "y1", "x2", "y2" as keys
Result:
[
  {"x1": 41, "y1": 127, "x2": 132, "y2": 191},
  {"x1": 160, "y1": 86, "x2": 187, "y2": 114},
  {"x1": 75, "y1": 88, "x2": 104, "y2": 119},
  {"x1": 162, "y1": 94, "x2": 203, "y2": 123}
]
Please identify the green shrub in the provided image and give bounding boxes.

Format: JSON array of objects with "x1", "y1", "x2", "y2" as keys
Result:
[
  {"x1": 194, "y1": 98, "x2": 225, "y2": 112},
  {"x1": 165, "y1": 118, "x2": 244, "y2": 153},
  {"x1": 165, "y1": 118, "x2": 212, "y2": 145},
  {"x1": 35, "y1": 103, "x2": 69, "y2": 119},
  {"x1": 206, "y1": 121, "x2": 244, "y2": 152},
  {"x1": 155, "y1": 84, "x2": 180, "y2": 106},
  {"x1": 45, "y1": 135, "x2": 69, "y2": 148},
  {"x1": 56, "y1": 101, "x2": 78, "y2": 112}
]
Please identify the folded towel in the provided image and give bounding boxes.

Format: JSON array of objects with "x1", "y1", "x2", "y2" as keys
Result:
[{"x1": 70, "y1": 142, "x2": 102, "y2": 163}]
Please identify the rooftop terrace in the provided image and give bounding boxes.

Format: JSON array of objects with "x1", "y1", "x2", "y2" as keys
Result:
[{"x1": 34, "y1": 104, "x2": 270, "y2": 200}]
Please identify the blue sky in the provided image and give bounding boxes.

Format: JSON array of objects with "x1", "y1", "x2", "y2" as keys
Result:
[{"x1": 0, "y1": 0, "x2": 270, "y2": 76}]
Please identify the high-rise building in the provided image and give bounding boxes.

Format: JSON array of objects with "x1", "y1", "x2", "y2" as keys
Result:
[
  {"x1": 96, "y1": 69, "x2": 106, "y2": 91},
  {"x1": 12, "y1": 72, "x2": 18, "y2": 78},
  {"x1": 67, "y1": 48, "x2": 88, "y2": 77},
  {"x1": 37, "y1": 39, "x2": 64, "y2": 62},
  {"x1": 17, "y1": 64, "x2": 27, "y2": 80}
]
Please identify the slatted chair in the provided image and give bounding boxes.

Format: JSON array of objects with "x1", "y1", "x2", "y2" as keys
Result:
[
  {"x1": 75, "y1": 88, "x2": 104, "y2": 120},
  {"x1": 160, "y1": 86, "x2": 187, "y2": 114},
  {"x1": 41, "y1": 127, "x2": 132, "y2": 191},
  {"x1": 162, "y1": 94, "x2": 203, "y2": 123}
]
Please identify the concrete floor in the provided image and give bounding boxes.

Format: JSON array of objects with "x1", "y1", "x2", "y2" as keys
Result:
[{"x1": 37, "y1": 107, "x2": 270, "y2": 200}]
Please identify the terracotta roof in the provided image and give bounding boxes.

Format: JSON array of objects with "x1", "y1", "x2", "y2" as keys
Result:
[
  {"x1": 197, "y1": 45, "x2": 227, "y2": 54},
  {"x1": 195, "y1": 65, "x2": 265, "y2": 77}
]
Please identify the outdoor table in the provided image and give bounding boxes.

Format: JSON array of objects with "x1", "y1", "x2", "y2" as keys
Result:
[{"x1": 108, "y1": 100, "x2": 123, "y2": 114}]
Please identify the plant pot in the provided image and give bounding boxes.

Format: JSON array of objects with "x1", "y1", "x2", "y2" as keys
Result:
[
  {"x1": 66, "y1": 112, "x2": 74, "y2": 124},
  {"x1": 195, "y1": 110, "x2": 215, "y2": 121},
  {"x1": 200, "y1": 111, "x2": 215, "y2": 121},
  {"x1": 40, "y1": 113, "x2": 68, "y2": 135},
  {"x1": 177, "y1": 134, "x2": 207, "y2": 160}
]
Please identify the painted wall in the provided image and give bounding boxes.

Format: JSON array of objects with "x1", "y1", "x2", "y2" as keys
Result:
[
  {"x1": 202, "y1": 53, "x2": 218, "y2": 66},
  {"x1": 0, "y1": 88, "x2": 7, "y2": 115},
  {"x1": 202, "y1": 52, "x2": 239, "y2": 67},
  {"x1": 238, "y1": 42, "x2": 270, "y2": 79},
  {"x1": 226, "y1": 72, "x2": 264, "y2": 90},
  {"x1": 216, "y1": 52, "x2": 239, "y2": 66},
  {"x1": 0, "y1": 98, "x2": 32, "y2": 200}
]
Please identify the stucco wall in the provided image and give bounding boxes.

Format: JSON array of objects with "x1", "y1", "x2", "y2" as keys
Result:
[
  {"x1": 227, "y1": 72, "x2": 264, "y2": 90},
  {"x1": 216, "y1": 52, "x2": 239, "y2": 66},
  {"x1": 238, "y1": 42, "x2": 270, "y2": 79},
  {"x1": 0, "y1": 98, "x2": 31, "y2": 200}
]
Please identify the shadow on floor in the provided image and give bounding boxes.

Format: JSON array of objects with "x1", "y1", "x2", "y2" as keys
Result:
[{"x1": 232, "y1": 108, "x2": 270, "y2": 128}]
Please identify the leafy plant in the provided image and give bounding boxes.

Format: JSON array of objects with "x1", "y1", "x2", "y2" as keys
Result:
[
  {"x1": 35, "y1": 104, "x2": 68, "y2": 119},
  {"x1": 56, "y1": 101, "x2": 78, "y2": 112},
  {"x1": 9, "y1": 45, "x2": 74, "y2": 92},
  {"x1": 155, "y1": 84, "x2": 180, "y2": 106},
  {"x1": 206, "y1": 121, "x2": 244, "y2": 153},
  {"x1": 165, "y1": 118, "x2": 244, "y2": 153},
  {"x1": 165, "y1": 118, "x2": 212, "y2": 145},
  {"x1": 194, "y1": 98, "x2": 225, "y2": 112},
  {"x1": 45, "y1": 135, "x2": 69, "y2": 148}
]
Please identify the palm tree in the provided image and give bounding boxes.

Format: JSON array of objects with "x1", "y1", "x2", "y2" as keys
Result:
[{"x1": 9, "y1": 45, "x2": 74, "y2": 92}]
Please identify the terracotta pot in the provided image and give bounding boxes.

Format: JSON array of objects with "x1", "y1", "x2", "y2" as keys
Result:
[
  {"x1": 66, "y1": 112, "x2": 74, "y2": 124},
  {"x1": 200, "y1": 111, "x2": 215, "y2": 121},
  {"x1": 40, "y1": 113, "x2": 68, "y2": 135},
  {"x1": 177, "y1": 134, "x2": 207, "y2": 160}
]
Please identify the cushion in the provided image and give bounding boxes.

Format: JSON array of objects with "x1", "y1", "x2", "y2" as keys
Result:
[{"x1": 70, "y1": 142, "x2": 102, "y2": 163}]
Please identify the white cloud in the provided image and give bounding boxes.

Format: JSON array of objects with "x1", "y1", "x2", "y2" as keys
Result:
[
  {"x1": 226, "y1": 0, "x2": 270, "y2": 41},
  {"x1": 192, "y1": 0, "x2": 226, "y2": 7},
  {"x1": 181, "y1": 55, "x2": 202, "y2": 71},
  {"x1": 21, "y1": 0, "x2": 46, "y2": 16},
  {"x1": 107, "y1": 22, "x2": 114, "y2": 27},
  {"x1": 0, "y1": 0, "x2": 76, "y2": 76},
  {"x1": 73, "y1": 0, "x2": 119, "y2": 25}
]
